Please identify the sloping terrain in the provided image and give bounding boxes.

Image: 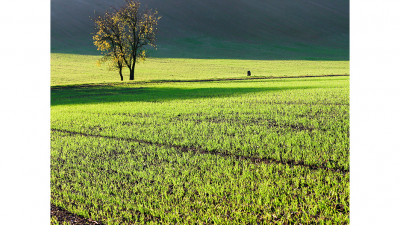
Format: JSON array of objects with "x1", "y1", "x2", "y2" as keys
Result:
[
  {"x1": 51, "y1": 0, "x2": 349, "y2": 59},
  {"x1": 51, "y1": 76, "x2": 350, "y2": 224}
]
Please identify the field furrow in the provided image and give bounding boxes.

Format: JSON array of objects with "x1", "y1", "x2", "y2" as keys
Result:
[{"x1": 51, "y1": 204, "x2": 105, "y2": 225}]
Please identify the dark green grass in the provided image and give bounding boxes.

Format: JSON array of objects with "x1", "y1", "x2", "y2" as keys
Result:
[
  {"x1": 52, "y1": 0, "x2": 348, "y2": 60},
  {"x1": 51, "y1": 76, "x2": 349, "y2": 224}
]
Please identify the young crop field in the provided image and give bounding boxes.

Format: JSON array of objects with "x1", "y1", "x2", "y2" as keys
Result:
[
  {"x1": 51, "y1": 53, "x2": 349, "y2": 86},
  {"x1": 51, "y1": 67, "x2": 349, "y2": 224}
]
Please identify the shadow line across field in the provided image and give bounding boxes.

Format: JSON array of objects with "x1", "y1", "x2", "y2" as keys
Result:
[{"x1": 51, "y1": 85, "x2": 326, "y2": 106}]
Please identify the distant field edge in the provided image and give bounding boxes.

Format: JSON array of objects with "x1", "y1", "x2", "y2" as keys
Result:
[{"x1": 51, "y1": 74, "x2": 350, "y2": 89}]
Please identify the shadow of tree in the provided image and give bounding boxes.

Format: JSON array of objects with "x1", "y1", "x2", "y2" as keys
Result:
[{"x1": 51, "y1": 84, "x2": 322, "y2": 106}]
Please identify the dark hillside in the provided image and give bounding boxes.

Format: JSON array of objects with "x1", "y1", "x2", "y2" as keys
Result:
[{"x1": 51, "y1": 0, "x2": 349, "y2": 59}]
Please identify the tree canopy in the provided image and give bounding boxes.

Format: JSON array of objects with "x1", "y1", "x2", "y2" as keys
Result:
[{"x1": 93, "y1": 0, "x2": 160, "y2": 81}]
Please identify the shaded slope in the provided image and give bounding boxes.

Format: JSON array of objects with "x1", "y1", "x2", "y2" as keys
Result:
[{"x1": 51, "y1": 0, "x2": 349, "y2": 59}]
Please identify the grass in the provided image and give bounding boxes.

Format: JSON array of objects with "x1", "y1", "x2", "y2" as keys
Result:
[
  {"x1": 52, "y1": 131, "x2": 348, "y2": 224},
  {"x1": 51, "y1": 53, "x2": 349, "y2": 86},
  {"x1": 51, "y1": 65, "x2": 349, "y2": 224}
]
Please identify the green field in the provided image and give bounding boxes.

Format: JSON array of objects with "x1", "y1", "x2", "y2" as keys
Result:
[
  {"x1": 51, "y1": 53, "x2": 349, "y2": 224},
  {"x1": 51, "y1": 53, "x2": 349, "y2": 86}
]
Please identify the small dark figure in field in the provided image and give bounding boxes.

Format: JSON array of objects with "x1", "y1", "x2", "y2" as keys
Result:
[{"x1": 247, "y1": 70, "x2": 251, "y2": 76}]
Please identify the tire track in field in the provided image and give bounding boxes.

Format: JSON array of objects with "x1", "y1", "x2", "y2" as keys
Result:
[{"x1": 52, "y1": 128, "x2": 348, "y2": 174}]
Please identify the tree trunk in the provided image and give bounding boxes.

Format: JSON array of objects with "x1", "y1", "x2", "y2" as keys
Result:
[
  {"x1": 129, "y1": 69, "x2": 134, "y2": 80},
  {"x1": 129, "y1": 59, "x2": 136, "y2": 80},
  {"x1": 119, "y1": 67, "x2": 123, "y2": 81}
]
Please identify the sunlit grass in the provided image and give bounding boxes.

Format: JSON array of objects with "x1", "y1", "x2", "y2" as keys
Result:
[
  {"x1": 51, "y1": 76, "x2": 349, "y2": 224},
  {"x1": 51, "y1": 53, "x2": 349, "y2": 86}
]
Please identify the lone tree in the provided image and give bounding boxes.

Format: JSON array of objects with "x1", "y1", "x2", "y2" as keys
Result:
[{"x1": 93, "y1": 0, "x2": 160, "y2": 81}]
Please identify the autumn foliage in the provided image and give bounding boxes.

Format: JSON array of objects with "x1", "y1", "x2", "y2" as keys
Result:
[{"x1": 93, "y1": 0, "x2": 160, "y2": 81}]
